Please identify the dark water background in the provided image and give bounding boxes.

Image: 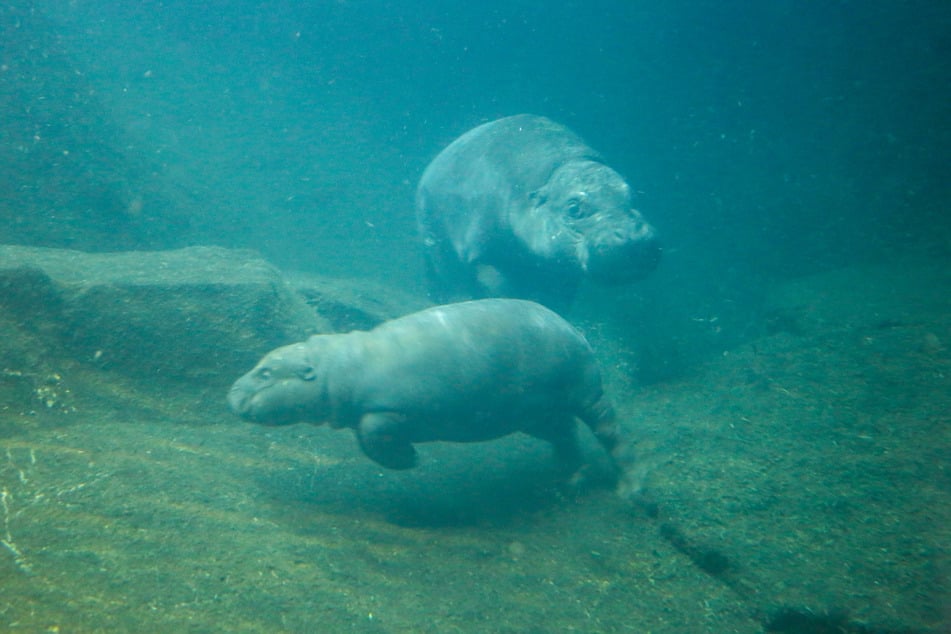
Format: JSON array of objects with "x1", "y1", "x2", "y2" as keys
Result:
[
  {"x1": 4, "y1": 0, "x2": 948, "y2": 283},
  {"x1": 2, "y1": 2, "x2": 950, "y2": 631}
]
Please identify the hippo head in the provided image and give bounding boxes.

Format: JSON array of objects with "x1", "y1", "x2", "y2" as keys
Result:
[
  {"x1": 518, "y1": 160, "x2": 661, "y2": 284},
  {"x1": 227, "y1": 338, "x2": 329, "y2": 426}
]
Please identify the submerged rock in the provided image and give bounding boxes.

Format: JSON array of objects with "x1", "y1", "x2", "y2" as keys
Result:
[{"x1": 0, "y1": 245, "x2": 326, "y2": 388}]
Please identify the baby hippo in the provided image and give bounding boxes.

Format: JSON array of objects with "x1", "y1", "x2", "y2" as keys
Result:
[
  {"x1": 228, "y1": 298, "x2": 621, "y2": 478},
  {"x1": 417, "y1": 114, "x2": 661, "y2": 309}
]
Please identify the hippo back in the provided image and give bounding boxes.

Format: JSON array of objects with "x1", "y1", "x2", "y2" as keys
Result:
[
  {"x1": 348, "y1": 299, "x2": 604, "y2": 441},
  {"x1": 418, "y1": 115, "x2": 600, "y2": 206}
]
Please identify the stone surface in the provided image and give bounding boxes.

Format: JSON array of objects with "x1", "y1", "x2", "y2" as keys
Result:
[
  {"x1": 0, "y1": 246, "x2": 947, "y2": 632},
  {"x1": 628, "y1": 256, "x2": 951, "y2": 632},
  {"x1": 0, "y1": 245, "x2": 326, "y2": 390},
  {"x1": 287, "y1": 270, "x2": 429, "y2": 333}
]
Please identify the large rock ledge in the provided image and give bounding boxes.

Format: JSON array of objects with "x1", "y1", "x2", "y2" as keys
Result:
[{"x1": 0, "y1": 245, "x2": 422, "y2": 405}]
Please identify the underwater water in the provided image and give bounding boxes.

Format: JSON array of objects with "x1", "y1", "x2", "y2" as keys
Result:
[{"x1": 1, "y1": 1, "x2": 949, "y2": 632}]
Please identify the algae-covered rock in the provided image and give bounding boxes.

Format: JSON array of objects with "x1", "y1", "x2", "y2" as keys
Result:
[
  {"x1": 0, "y1": 245, "x2": 327, "y2": 388},
  {"x1": 287, "y1": 270, "x2": 430, "y2": 333},
  {"x1": 631, "y1": 257, "x2": 951, "y2": 633}
]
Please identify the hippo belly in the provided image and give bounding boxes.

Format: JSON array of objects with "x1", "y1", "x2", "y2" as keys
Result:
[
  {"x1": 228, "y1": 299, "x2": 621, "y2": 477},
  {"x1": 417, "y1": 114, "x2": 661, "y2": 309}
]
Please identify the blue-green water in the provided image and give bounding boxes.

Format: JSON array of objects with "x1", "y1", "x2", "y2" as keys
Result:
[{"x1": 1, "y1": 2, "x2": 949, "y2": 632}]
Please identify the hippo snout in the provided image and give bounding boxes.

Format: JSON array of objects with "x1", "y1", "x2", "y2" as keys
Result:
[
  {"x1": 227, "y1": 384, "x2": 279, "y2": 424},
  {"x1": 600, "y1": 217, "x2": 654, "y2": 246},
  {"x1": 585, "y1": 221, "x2": 661, "y2": 283},
  {"x1": 227, "y1": 382, "x2": 252, "y2": 417}
]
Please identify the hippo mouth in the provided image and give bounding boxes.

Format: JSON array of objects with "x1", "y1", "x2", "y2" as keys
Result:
[
  {"x1": 227, "y1": 385, "x2": 257, "y2": 419},
  {"x1": 228, "y1": 383, "x2": 321, "y2": 426},
  {"x1": 583, "y1": 235, "x2": 662, "y2": 284},
  {"x1": 227, "y1": 385, "x2": 282, "y2": 424}
]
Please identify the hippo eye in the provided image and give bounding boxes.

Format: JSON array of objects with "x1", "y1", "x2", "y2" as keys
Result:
[
  {"x1": 256, "y1": 367, "x2": 272, "y2": 381},
  {"x1": 566, "y1": 198, "x2": 587, "y2": 219},
  {"x1": 298, "y1": 366, "x2": 317, "y2": 381}
]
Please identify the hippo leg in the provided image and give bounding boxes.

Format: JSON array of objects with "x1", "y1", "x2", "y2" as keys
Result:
[
  {"x1": 525, "y1": 418, "x2": 583, "y2": 475},
  {"x1": 356, "y1": 412, "x2": 418, "y2": 470},
  {"x1": 579, "y1": 398, "x2": 620, "y2": 460},
  {"x1": 421, "y1": 231, "x2": 483, "y2": 304}
]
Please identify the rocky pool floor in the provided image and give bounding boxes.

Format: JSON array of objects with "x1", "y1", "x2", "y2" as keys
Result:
[{"x1": 1, "y1": 254, "x2": 949, "y2": 633}]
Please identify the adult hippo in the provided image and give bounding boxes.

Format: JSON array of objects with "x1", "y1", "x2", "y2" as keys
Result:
[
  {"x1": 228, "y1": 299, "x2": 622, "y2": 481},
  {"x1": 417, "y1": 114, "x2": 661, "y2": 309}
]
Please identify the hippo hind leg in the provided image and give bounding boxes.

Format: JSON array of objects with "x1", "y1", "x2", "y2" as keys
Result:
[
  {"x1": 356, "y1": 412, "x2": 418, "y2": 470},
  {"x1": 579, "y1": 397, "x2": 620, "y2": 461},
  {"x1": 525, "y1": 418, "x2": 584, "y2": 476}
]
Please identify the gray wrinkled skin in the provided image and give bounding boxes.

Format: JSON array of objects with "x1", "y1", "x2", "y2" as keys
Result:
[
  {"x1": 417, "y1": 114, "x2": 661, "y2": 309},
  {"x1": 228, "y1": 299, "x2": 620, "y2": 477}
]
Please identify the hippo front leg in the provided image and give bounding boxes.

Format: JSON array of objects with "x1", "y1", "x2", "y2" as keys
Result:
[{"x1": 356, "y1": 412, "x2": 418, "y2": 470}]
